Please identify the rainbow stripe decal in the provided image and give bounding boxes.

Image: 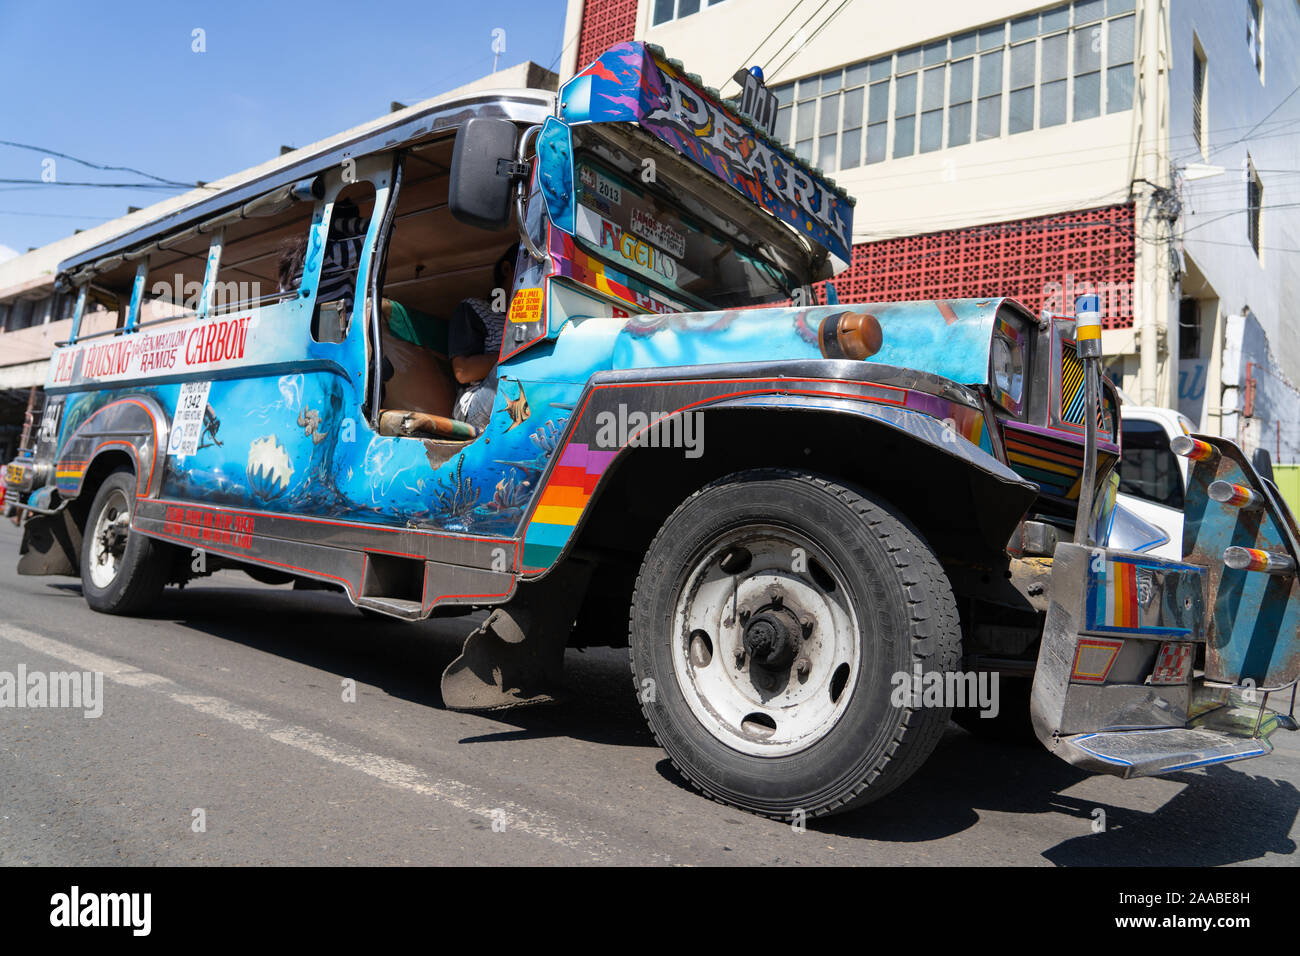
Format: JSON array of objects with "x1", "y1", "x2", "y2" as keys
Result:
[
  {"x1": 1084, "y1": 556, "x2": 1196, "y2": 636},
  {"x1": 1003, "y1": 422, "x2": 1086, "y2": 500},
  {"x1": 556, "y1": 232, "x2": 684, "y2": 316},
  {"x1": 521, "y1": 442, "x2": 616, "y2": 570},
  {"x1": 1060, "y1": 343, "x2": 1088, "y2": 425},
  {"x1": 1098, "y1": 558, "x2": 1139, "y2": 629}
]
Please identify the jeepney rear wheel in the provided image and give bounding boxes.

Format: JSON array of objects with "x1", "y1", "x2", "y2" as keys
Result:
[
  {"x1": 80, "y1": 468, "x2": 168, "y2": 615},
  {"x1": 629, "y1": 470, "x2": 960, "y2": 819}
]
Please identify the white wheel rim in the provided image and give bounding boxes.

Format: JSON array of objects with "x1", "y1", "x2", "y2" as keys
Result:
[
  {"x1": 88, "y1": 487, "x2": 131, "y2": 590},
  {"x1": 671, "y1": 526, "x2": 860, "y2": 757}
]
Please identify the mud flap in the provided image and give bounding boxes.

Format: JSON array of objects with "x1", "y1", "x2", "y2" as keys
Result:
[
  {"x1": 1031, "y1": 435, "x2": 1300, "y2": 778},
  {"x1": 17, "y1": 510, "x2": 82, "y2": 576},
  {"x1": 440, "y1": 563, "x2": 591, "y2": 711}
]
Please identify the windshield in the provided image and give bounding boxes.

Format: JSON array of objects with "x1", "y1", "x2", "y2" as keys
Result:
[
  {"x1": 1119, "y1": 418, "x2": 1185, "y2": 509},
  {"x1": 571, "y1": 152, "x2": 794, "y2": 311}
]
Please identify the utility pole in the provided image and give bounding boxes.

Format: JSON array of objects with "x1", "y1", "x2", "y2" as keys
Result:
[{"x1": 1135, "y1": 0, "x2": 1175, "y2": 407}]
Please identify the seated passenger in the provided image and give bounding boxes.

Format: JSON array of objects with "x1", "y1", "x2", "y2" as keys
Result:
[
  {"x1": 378, "y1": 300, "x2": 455, "y2": 418},
  {"x1": 277, "y1": 218, "x2": 456, "y2": 419},
  {"x1": 275, "y1": 198, "x2": 367, "y2": 310},
  {"x1": 449, "y1": 243, "x2": 517, "y2": 430}
]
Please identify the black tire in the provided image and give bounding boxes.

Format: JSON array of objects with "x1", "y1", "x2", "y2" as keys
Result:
[
  {"x1": 79, "y1": 469, "x2": 168, "y2": 615},
  {"x1": 629, "y1": 470, "x2": 960, "y2": 819}
]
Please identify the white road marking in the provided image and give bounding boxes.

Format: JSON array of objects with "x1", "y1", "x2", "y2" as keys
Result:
[{"x1": 0, "y1": 622, "x2": 658, "y2": 862}]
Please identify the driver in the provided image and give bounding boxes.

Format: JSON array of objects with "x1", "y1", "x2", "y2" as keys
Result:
[{"x1": 448, "y1": 243, "x2": 518, "y2": 430}]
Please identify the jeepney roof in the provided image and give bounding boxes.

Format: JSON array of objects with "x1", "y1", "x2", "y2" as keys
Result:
[{"x1": 57, "y1": 88, "x2": 555, "y2": 282}]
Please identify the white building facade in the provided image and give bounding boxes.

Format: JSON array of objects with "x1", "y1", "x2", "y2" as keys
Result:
[{"x1": 560, "y1": 0, "x2": 1300, "y2": 463}]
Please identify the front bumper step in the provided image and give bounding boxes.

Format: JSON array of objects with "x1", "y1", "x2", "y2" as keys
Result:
[{"x1": 1057, "y1": 727, "x2": 1271, "y2": 778}]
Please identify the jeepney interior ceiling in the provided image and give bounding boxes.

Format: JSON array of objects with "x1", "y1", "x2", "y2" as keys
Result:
[
  {"x1": 210, "y1": 199, "x2": 322, "y2": 297},
  {"x1": 380, "y1": 138, "x2": 517, "y2": 319},
  {"x1": 64, "y1": 135, "x2": 517, "y2": 322},
  {"x1": 139, "y1": 231, "x2": 215, "y2": 311}
]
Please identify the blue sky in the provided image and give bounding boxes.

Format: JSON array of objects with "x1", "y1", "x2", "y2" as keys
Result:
[{"x1": 0, "y1": 0, "x2": 569, "y2": 257}]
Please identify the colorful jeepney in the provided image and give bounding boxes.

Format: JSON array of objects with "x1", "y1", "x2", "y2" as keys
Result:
[{"x1": 6, "y1": 42, "x2": 1299, "y2": 818}]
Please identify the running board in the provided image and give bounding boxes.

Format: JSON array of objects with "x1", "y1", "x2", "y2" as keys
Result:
[
  {"x1": 354, "y1": 597, "x2": 424, "y2": 621},
  {"x1": 1055, "y1": 727, "x2": 1271, "y2": 778}
]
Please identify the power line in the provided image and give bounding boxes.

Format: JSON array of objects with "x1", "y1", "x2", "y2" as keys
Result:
[
  {"x1": 1208, "y1": 79, "x2": 1300, "y2": 158},
  {"x1": 1184, "y1": 237, "x2": 1300, "y2": 254},
  {"x1": 727, "y1": 0, "x2": 816, "y2": 89},
  {"x1": 760, "y1": 0, "x2": 836, "y2": 80},
  {"x1": 0, "y1": 209, "x2": 114, "y2": 220},
  {"x1": 546, "y1": 18, "x2": 580, "y2": 74},
  {"x1": 1180, "y1": 200, "x2": 1300, "y2": 236},
  {"x1": 767, "y1": 0, "x2": 856, "y2": 84},
  {"x1": 0, "y1": 139, "x2": 200, "y2": 189},
  {"x1": 0, "y1": 178, "x2": 189, "y2": 190}
]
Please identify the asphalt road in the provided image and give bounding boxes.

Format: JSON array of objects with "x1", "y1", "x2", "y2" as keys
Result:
[{"x1": 1, "y1": 519, "x2": 1297, "y2": 866}]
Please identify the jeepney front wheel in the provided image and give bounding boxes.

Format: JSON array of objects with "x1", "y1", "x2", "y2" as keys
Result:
[
  {"x1": 629, "y1": 470, "x2": 960, "y2": 819},
  {"x1": 80, "y1": 468, "x2": 168, "y2": 615}
]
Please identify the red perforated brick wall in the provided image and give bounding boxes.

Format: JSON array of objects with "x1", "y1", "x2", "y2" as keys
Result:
[
  {"x1": 575, "y1": 0, "x2": 640, "y2": 75},
  {"x1": 823, "y1": 203, "x2": 1136, "y2": 329}
]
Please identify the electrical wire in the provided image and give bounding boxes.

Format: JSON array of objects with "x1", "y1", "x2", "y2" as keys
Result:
[{"x1": 0, "y1": 140, "x2": 200, "y2": 189}]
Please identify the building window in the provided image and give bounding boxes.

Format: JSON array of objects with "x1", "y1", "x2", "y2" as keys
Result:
[
  {"x1": 866, "y1": 59, "x2": 890, "y2": 163},
  {"x1": 948, "y1": 35, "x2": 975, "y2": 146},
  {"x1": 5, "y1": 298, "x2": 35, "y2": 332},
  {"x1": 1247, "y1": 158, "x2": 1263, "y2": 257},
  {"x1": 1107, "y1": 13, "x2": 1136, "y2": 113},
  {"x1": 1192, "y1": 39, "x2": 1207, "y2": 157},
  {"x1": 795, "y1": 77, "x2": 816, "y2": 163},
  {"x1": 774, "y1": 83, "x2": 793, "y2": 144},
  {"x1": 977, "y1": 43, "x2": 1003, "y2": 140},
  {"x1": 817, "y1": 70, "x2": 842, "y2": 171},
  {"x1": 841, "y1": 63, "x2": 866, "y2": 169},
  {"x1": 1178, "y1": 297, "x2": 1201, "y2": 359},
  {"x1": 1041, "y1": 31, "x2": 1068, "y2": 126},
  {"x1": 1247, "y1": 0, "x2": 1264, "y2": 81},
  {"x1": 1009, "y1": 37, "x2": 1037, "y2": 134},
  {"x1": 1072, "y1": 17, "x2": 1102, "y2": 120},
  {"x1": 769, "y1": 0, "x2": 1137, "y2": 167},
  {"x1": 920, "y1": 63, "x2": 946, "y2": 151},
  {"x1": 652, "y1": 0, "x2": 723, "y2": 27},
  {"x1": 894, "y1": 49, "x2": 919, "y2": 158}
]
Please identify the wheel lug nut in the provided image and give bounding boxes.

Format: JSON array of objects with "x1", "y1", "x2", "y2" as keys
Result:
[{"x1": 795, "y1": 657, "x2": 811, "y2": 679}]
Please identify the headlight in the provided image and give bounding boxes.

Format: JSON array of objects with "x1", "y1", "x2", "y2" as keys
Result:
[{"x1": 990, "y1": 331, "x2": 1024, "y2": 412}]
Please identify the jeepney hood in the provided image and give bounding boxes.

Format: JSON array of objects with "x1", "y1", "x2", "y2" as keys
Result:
[{"x1": 609, "y1": 297, "x2": 1027, "y2": 388}]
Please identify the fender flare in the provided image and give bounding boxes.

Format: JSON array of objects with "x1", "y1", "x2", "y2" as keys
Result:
[
  {"x1": 516, "y1": 372, "x2": 1037, "y2": 575},
  {"x1": 54, "y1": 394, "x2": 169, "y2": 501}
]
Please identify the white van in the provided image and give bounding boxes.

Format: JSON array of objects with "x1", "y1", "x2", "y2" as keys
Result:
[{"x1": 1117, "y1": 404, "x2": 1197, "y2": 559}]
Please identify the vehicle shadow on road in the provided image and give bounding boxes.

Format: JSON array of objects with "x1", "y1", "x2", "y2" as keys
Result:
[
  {"x1": 1040, "y1": 768, "x2": 1299, "y2": 866},
  {"x1": 805, "y1": 728, "x2": 1299, "y2": 864},
  {"x1": 54, "y1": 578, "x2": 1300, "y2": 861},
  {"x1": 112, "y1": 580, "x2": 654, "y2": 749}
]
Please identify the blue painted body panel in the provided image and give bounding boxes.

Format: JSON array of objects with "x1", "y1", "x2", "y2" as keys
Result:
[{"x1": 608, "y1": 299, "x2": 1002, "y2": 387}]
